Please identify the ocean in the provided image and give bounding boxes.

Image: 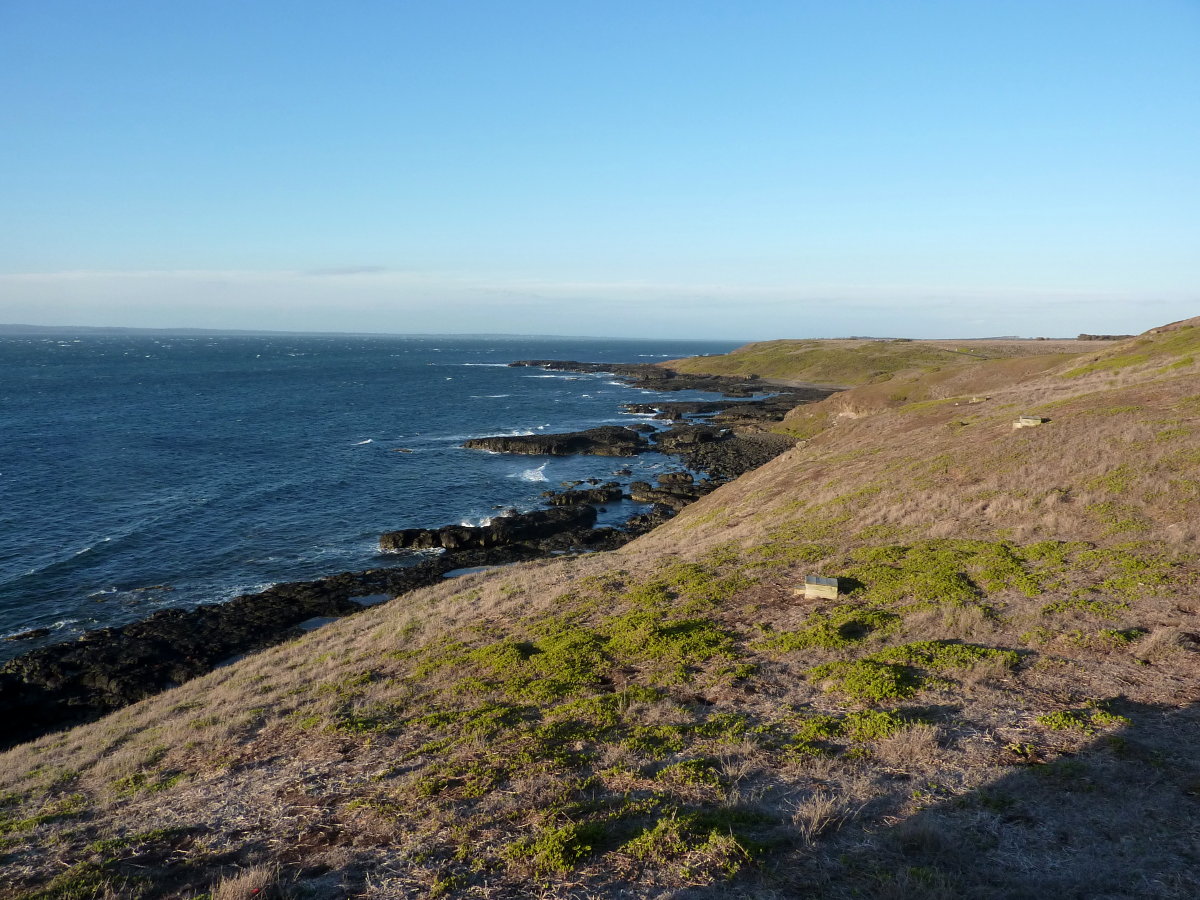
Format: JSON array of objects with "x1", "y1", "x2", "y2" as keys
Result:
[{"x1": 0, "y1": 334, "x2": 740, "y2": 659}]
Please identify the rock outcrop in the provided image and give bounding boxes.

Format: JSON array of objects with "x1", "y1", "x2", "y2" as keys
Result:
[
  {"x1": 678, "y1": 433, "x2": 798, "y2": 480},
  {"x1": 462, "y1": 426, "x2": 651, "y2": 457},
  {"x1": 628, "y1": 480, "x2": 717, "y2": 511},
  {"x1": 380, "y1": 505, "x2": 598, "y2": 551},
  {"x1": 650, "y1": 424, "x2": 726, "y2": 452},
  {"x1": 543, "y1": 483, "x2": 624, "y2": 506}
]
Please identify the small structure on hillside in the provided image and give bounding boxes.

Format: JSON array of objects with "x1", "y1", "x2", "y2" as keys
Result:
[
  {"x1": 1013, "y1": 415, "x2": 1050, "y2": 429},
  {"x1": 795, "y1": 575, "x2": 839, "y2": 601}
]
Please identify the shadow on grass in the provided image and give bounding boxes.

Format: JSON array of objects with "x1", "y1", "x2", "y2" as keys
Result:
[{"x1": 795, "y1": 699, "x2": 1200, "y2": 900}]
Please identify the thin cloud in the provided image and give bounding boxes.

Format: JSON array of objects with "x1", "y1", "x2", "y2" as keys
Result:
[{"x1": 304, "y1": 266, "x2": 391, "y2": 277}]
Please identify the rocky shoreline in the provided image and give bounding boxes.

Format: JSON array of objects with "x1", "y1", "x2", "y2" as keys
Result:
[{"x1": 0, "y1": 359, "x2": 836, "y2": 750}]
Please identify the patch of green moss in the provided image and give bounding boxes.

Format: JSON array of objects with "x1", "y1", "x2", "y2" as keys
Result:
[
  {"x1": 843, "y1": 539, "x2": 1045, "y2": 605},
  {"x1": 621, "y1": 807, "x2": 767, "y2": 879},
  {"x1": 872, "y1": 640, "x2": 1018, "y2": 672},
  {"x1": 19, "y1": 859, "x2": 145, "y2": 900},
  {"x1": 1086, "y1": 501, "x2": 1146, "y2": 535},
  {"x1": 111, "y1": 770, "x2": 187, "y2": 798},
  {"x1": 808, "y1": 640, "x2": 1015, "y2": 704},
  {"x1": 806, "y1": 659, "x2": 923, "y2": 704},
  {"x1": 757, "y1": 605, "x2": 900, "y2": 653},
  {"x1": 1037, "y1": 702, "x2": 1130, "y2": 734},
  {"x1": 506, "y1": 820, "x2": 605, "y2": 874},
  {"x1": 622, "y1": 724, "x2": 689, "y2": 759},
  {"x1": 749, "y1": 538, "x2": 831, "y2": 569},
  {"x1": 655, "y1": 757, "x2": 724, "y2": 788},
  {"x1": 1086, "y1": 464, "x2": 1136, "y2": 493},
  {"x1": 0, "y1": 793, "x2": 88, "y2": 838},
  {"x1": 85, "y1": 827, "x2": 191, "y2": 855},
  {"x1": 1063, "y1": 352, "x2": 1151, "y2": 378},
  {"x1": 690, "y1": 711, "x2": 753, "y2": 743},
  {"x1": 604, "y1": 611, "x2": 738, "y2": 684},
  {"x1": 1041, "y1": 543, "x2": 1179, "y2": 618},
  {"x1": 330, "y1": 700, "x2": 407, "y2": 734},
  {"x1": 469, "y1": 623, "x2": 609, "y2": 703}
]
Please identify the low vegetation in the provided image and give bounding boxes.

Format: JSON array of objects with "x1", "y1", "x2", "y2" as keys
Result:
[{"x1": 2, "y1": 321, "x2": 1198, "y2": 898}]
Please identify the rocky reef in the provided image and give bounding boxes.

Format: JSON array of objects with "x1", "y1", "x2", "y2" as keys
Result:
[
  {"x1": 462, "y1": 425, "x2": 652, "y2": 456},
  {"x1": 380, "y1": 505, "x2": 598, "y2": 551},
  {"x1": 0, "y1": 558, "x2": 463, "y2": 749}
]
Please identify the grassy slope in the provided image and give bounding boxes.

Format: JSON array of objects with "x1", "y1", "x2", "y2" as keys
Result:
[
  {"x1": 663, "y1": 337, "x2": 1085, "y2": 387},
  {"x1": 2, "y1": 323, "x2": 1199, "y2": 900}
]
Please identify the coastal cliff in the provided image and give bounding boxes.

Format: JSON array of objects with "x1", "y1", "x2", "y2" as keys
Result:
[{"x1": 2, "y1": 322, "x2": 1198, "y2": 900}]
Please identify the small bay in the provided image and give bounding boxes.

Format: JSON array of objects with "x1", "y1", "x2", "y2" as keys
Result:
[{"x1": 0, "y1": 334, "x2": 738, "y2": 657}]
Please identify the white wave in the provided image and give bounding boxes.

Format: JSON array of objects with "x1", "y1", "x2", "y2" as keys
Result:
[
  {"x1": 511, "y1": 462, "x2": 549, "y2": 482},
  {"x1": 461, "y1": 363, "x2": 510, "y2": 367},
  {"x1": 455, "y1": 512, "x2": 499, "y2": 527},
  {"x1": 353, "y1": 439, "x2": 374, "y2": 445},
  {"x1": 73, "y1": 536, "x2": 112, "y2": 557},
  {"x1": 468, "y1": 394, "x2": 511, "y2": 399}
]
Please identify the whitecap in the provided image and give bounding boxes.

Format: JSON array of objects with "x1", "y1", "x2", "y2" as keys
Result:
[
  {"x1": 354, "y1": 439, "x2": 374, "y2": 445},
  {"x1": 461, "y1": 363, "x2": 510, "y2": 367},
  {"x1": 511, "y1": 462, "x2": 549, "y2": 482}
]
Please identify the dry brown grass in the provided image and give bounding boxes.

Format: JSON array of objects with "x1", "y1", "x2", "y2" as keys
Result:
[
  {"x1": 790, "y1": 790, "x2": 853, "y2": 845},
  {"x1": 212, "y1": 865, "x2": 281, "y2": 900}
]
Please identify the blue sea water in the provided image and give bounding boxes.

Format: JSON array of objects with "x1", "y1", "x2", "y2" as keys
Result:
[{"x1": 0, "y1": 334, "x2": 739, "y2": 658}]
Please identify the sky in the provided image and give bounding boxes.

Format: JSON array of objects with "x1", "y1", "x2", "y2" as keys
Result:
[{"x1": 1, "y1": 0, "x2": 1197, "y2": 339}]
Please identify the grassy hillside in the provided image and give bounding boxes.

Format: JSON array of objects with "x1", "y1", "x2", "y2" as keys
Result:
[
  {"x1": 2, "y1": 322, "x2": 1198, "y2": 899},
  {"x1": 664, "y1": 337, "x2": 1085, "y2": 387}
]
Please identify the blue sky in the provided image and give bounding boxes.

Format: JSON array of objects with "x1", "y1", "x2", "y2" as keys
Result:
[{"x1": 1, "y1": 0, "x2": 1197, "y2": 338}]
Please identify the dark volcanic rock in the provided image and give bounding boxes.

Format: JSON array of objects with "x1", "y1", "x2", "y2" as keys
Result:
[
  {"x1": 623, "y1": 388, "x2": 836, "y2": 426},
  {"x1": 657, "y1": 472, "x2": 694, "y2": 486},
  {"x1": 651, "y1": 425, "x2": 726, "y2": 451},
  {"x1": 0, "y1": 561, "x2": 464, "y2": 750},
  {"x1": 4, "y1": 628, "x2": 50, "y2": 642},
  {"x1": 380, "y1": 505, "x2": 598, "y2": 551},
  {"x1": 0, "y1": 542, "x2": 563, "y2": 750},
  {"x1": 543, "y1": 483, "x2": 623, "y2": 506},
  {"x1": 510, "y1": 360, "x2": 763, "y2": 397},
  {"x1": 680, "y1": 433, "x2": 798, "y2": 480},
  {"x1": 629, "y1": 480, "x2": 716, "y2": 511},
  {"x1": 462, "y1": 426, "x2": 650, "y2": 457}
]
